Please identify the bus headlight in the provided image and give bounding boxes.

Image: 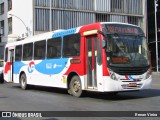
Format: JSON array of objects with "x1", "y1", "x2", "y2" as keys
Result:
[
  {"x1": 111, "y1": 73, "x2": 118, "y2": 81},
  {"x1": 108, "y1": 69, "x2": 118, "y2": 81},
  {"x1": 145, "y1": 70, "x2": 151, "y2": 80}
]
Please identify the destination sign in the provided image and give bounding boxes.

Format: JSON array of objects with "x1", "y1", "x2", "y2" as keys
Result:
[
  {"x1": 111, "y1": 57, "x2": 129, "y2": 64},
  {"x1": 105, "y1": 24, "x2": 143, "y2": 35}
]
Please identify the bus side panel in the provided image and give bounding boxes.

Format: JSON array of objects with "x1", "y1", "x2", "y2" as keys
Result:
[
  {"x1": 63, "y1": 33, "x2": 86, "y2": 89},
  {"x1": 3, "y1": 62, "x2": 11, "y2": 82},
  {"x1": 14, "y1": 58, "x2": 71, "y2": 88}
]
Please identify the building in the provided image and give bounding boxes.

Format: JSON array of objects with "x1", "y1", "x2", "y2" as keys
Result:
[
  {"x1": 157, "y1": 0, "x2": 160, "y2": 71},
  {"x1": 0, "y1": 0, "x2": 147, "y2": 60},
  {"x1": 0, "y1": 0, "x2": 33, "y2": 59},
  {"x1": 147, "y1": 0, "x2": 160, "y2": 71}
]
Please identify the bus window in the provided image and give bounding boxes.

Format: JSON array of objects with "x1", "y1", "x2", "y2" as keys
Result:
[
  {"x1": 47, "y1": 37, "x2": 61, "y2": 59},
  {"x1": 63, "y1": 33, "x2": 80, "y2": 57},
  {"x1": 15, "y1": 45, "x2": 22, "y2": 61},
  {"x1": 5, "y1": 47, "x2": 8, "y2": 62},
  {"x1": 23, "y1": 43, "x2": 33, "y2": 61},
  {"x1": 34, "y1": 40, "x2": 46, "y2": 60}
]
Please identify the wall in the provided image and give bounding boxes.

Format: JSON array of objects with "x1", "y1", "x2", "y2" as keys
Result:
[
  {"x1": 0, "y1": 0, "x2": 8, "y2": 59},
  {"x1": 34, "y1": 0, "x2": 146, "y2": 35},
  {"x1": 8, "y1": 0, "x2": 33, "y2": 42}
]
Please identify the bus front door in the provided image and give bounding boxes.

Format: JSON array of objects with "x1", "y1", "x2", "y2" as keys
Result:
[{"x1": 86, "y1": 36, "x2": 98, "y2": 89}]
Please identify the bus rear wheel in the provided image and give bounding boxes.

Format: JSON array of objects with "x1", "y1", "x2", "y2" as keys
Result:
[
  {"x1": 69, "y1": 76, "x2": 82, "y2": 97},
  {"x1": 0, "y1": 73, "x2": 4, "y2": 84},
  {"x1": 20, "y1": 73, "x2": 28, "y2": 90}
]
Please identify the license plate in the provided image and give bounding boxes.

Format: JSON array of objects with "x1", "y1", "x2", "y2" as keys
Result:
[{"x1": 129, "y1": 83, "x2": 137, "y2": 87}]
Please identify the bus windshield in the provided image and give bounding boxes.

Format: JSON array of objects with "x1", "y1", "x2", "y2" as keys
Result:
[
  {"x1": 105, "y1": 34, "x2": 150, "y2": 67},
  {"x1": 102, "y1": 23, "x2": 150, "y2": 68}
]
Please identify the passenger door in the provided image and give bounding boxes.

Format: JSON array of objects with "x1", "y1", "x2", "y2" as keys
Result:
[{"x1": 85, "y1": 35, "x2": 99, "y2": 89}]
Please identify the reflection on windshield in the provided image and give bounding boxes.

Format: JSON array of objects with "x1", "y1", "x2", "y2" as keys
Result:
[{"x1": 106, "y1": 34, "x2": 150, "y2": 67}]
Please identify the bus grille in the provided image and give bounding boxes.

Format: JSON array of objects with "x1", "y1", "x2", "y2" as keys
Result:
[
  {"x1": 121, "y1": 83, "x2": 142, "y2": 89},
  {"x1": 109, "y1": 66, "x2": 149, "y2": 75}
]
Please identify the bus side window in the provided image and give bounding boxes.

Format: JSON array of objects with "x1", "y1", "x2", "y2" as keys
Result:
[
  {"x1": 63, "y1": 33, "x2": 80, "y2": 57},
  {"x1": 23, "y1": 43, "x2": 33, "y2": 61},
  {"x1": 47, "y1": 46, "x2": 57, "y2": 58},
  {"x1": 15, "y1": 45, "x2": 22, "y2": 61},
  {"x1": 5, "y1": 47, "x2": 8, "y2": 62},
  {"x1": 47, "y1": 37, "x2": 61, "y2": 59},
  {"x1": 34, "y1": 40, "x2": 46, "y2": 60}
]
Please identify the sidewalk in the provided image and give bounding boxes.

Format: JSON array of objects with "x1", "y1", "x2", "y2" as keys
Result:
[{"x1": 152, "y1": 72, "x2": 160, "y2": 78}]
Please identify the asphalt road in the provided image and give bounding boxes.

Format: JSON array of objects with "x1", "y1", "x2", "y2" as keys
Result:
[{"x1": 0, "y1": 73, "x2": 160, "y2": 120}]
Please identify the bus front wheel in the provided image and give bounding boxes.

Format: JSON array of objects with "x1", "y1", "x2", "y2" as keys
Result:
[
  {"x1": 69, "y1": 75, "x2": 82, "y2": 97},
  {"x1": 20, "y1": 73, "x2": 28, "y2": 90}
]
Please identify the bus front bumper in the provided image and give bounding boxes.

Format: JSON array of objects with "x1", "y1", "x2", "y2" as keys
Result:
[{"x1": 103, "y1": 76, "x2": 152, "y2": 92}]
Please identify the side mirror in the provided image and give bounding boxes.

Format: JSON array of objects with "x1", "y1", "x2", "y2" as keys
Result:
[{"x1": 102, "y1": 39, "x2": 110, "y2": 53}]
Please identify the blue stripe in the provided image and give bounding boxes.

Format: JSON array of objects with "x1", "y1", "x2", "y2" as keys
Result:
[
  {"x1": 128, "y1": 75, "x2": 137, "y2": 81},
  {"x1": 14, "y1": 62, "x2": 26, "y2": 74},
  {"x1": 52, "y1": 28, "x2": 77, "y2": 38}
]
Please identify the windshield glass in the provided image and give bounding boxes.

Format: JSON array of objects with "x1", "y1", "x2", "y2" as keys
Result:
[{"x1": 105, "y1": 34, "x2": 150, "y2": 67}]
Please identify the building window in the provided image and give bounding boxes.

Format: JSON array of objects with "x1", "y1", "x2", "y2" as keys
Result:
[
  {"x1": 8, "y1": 0, "x2": 12, "y2": 11},
  {"x1": 96, "y1": 13, "x2": 110, "y2": 22},
  {"x1": 111, "y1": 0, "x2": 123, "y2": 12},
  {"x1": 8, "y1": 17, "x2": 12, "y2": 34},
  {"x1": 128, "y1": 16, "x2": 138, "y2": 26},
  {"x1": 0, "y1": 20, "x2": 4, "y2": 35},
  {"x1": 0, "y1": 3, "x2": 4, "y2": 15}
]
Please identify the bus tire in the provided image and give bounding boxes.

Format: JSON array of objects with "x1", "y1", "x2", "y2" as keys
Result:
[
  {"x1": 0, "y1": 79, "x2": 4, "y2": 84},
  {"x1": 69, "y1": 75, "x2": 82, "y2": 97},
  {"x1": 20, "y1": 73, "x2": 28, "y2": 90},
  {"x1": 0, "y1": 73, "x2": 4, "y2": 84}
]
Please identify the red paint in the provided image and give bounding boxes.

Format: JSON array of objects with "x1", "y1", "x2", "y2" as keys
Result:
[
  {"x1": 64, "y1": 57, "x2": 84, "y2": 76},
  {"x1": 64, "y1": 22, "x2": 111, "y2": 77},
  {"x1": 4, "y1": 62, "x2": 11, "y2": 74},
  {"x1": 125, "y1": 75, "x2": 130, "y2": 80},
  {"x1": 29, "y1": 61, "x2": 35, "y2": 67}
]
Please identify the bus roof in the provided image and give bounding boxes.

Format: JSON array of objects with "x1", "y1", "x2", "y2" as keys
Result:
[
  {"x1": 5, "y1": 22, "x2": 143, "y2": 48},
  {"x1": 100, "y1": 22, "x2": 141, "y2": 28}
]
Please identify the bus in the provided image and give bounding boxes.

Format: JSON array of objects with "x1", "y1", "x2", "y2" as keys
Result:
[{"x1": 3, "y1": 22, "x2": 152, "y2": 97}]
